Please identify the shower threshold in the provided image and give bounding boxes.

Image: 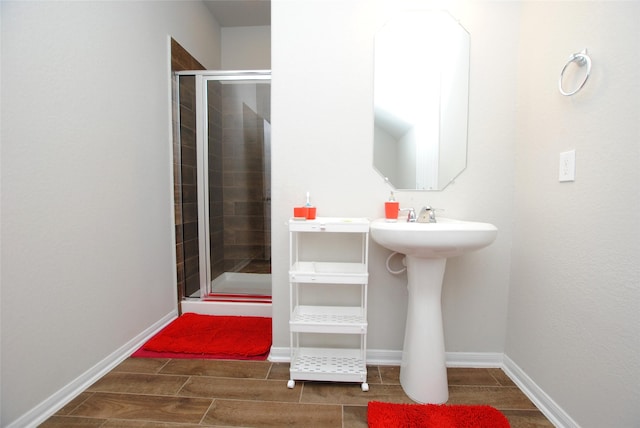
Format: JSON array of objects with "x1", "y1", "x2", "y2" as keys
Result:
[
  {"x1": 181, "y1": 272, "x2": 272, "y2": 317},
  {"x1": 209, "y1": 272, "x2": 271, "y2": 297}
]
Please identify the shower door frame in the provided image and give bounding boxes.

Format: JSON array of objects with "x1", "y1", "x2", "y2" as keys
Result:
[{"x1": 176, "y1": 70, "x2": 271, "y2": 299}]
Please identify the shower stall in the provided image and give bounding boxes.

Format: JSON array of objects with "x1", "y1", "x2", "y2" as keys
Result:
[{"x1": 174, "y1": 70, "x2": 271, "y2": 307}]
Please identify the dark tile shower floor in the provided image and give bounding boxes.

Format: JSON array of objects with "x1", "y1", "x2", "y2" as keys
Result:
[{"x1": 239, "y1": 259, "x2": 271, "y2": 274}]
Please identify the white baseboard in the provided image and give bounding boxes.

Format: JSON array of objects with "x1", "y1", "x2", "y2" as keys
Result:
[
  {"x1": 9, "y1": 310, "x2": 178, "y2": 428},
  {"x1": 269, "y1": 348, "x2": 502, "y2": 368},
  {"x1": 267, "y1": 346, "x2": 290, "y2": 362},
  {"x1": 366, "y1": 349, "x2": 403, "y2": 365},
  {"x1": 445, "y1": 351, "x2": 503, "y2": 367},
  {"x1": 503, "y1": 354, "x2": 578, "y2": 428}
]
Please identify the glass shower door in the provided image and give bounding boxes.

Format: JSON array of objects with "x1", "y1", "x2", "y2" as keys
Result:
[{"x1": 195, "y1": 72, "x2": 272, "y2": 300}]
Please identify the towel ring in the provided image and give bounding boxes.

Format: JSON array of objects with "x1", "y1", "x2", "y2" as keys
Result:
[{"x1": 559, "y1": 49, "x2": 591, "y2": 96}]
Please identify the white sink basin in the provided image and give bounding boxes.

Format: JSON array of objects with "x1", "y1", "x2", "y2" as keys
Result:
[
  {"x1": 370, "y1": 217, "x2": 497, "y2": 404},
  {"x1": 370, "y1": 217, "x2": 497, "y2": 258}
]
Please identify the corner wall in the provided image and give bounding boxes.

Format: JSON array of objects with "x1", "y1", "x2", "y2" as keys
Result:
[
  {"x1": 221, "y1": 26, "x2": 271, "y2": 69},
  {"x1": 172, "y1": 42, "x2": 207, "y2": 301},
  {"x1": 271, "y1": 0, "x2": 518, "y2": 356},
  {"x1": 508, "y1": 2, "x2": 640, "y2": 426},
  {"x1": 0, "y1": 2, "x2": 220, "y2": 425}
]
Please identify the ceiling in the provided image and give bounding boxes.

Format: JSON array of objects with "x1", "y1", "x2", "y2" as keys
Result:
[{"x1": 203, "y1": 0, "x2": 271, "y2": 27}]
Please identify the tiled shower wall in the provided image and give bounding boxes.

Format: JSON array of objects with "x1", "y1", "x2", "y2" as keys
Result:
[
  {"x1": 171, "y1": 39, "x2": 204, "y2": 300},
  {"x1": 221, "y1": 85, "x2": 271, "y2": 272}
]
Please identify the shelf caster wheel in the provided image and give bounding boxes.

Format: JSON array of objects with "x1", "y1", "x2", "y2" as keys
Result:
[
  {"x1": 361, "y1": 382, "x2": 369, "y2": 392},
  {"x1": 287, "y1": 380, "x2": 295, "y2": 389}
]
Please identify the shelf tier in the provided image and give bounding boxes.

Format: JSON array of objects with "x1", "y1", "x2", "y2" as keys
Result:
[
  {"x1": 290, "y1": 306, "x2": 367, "y2": 333},
  {"x1": 289, "y1": 347, "x2": 367, "y2": 383},
  {"x1": 289, "y1": 261, "x2": 368, "y2": 284},
  {"x1": 289, "y1": 217, "x2": 370, "y2": 233}
]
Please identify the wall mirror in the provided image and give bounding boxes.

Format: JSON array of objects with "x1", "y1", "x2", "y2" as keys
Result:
[{"x1": 373, "y1": 10, "x2": 470, "y2": 191}]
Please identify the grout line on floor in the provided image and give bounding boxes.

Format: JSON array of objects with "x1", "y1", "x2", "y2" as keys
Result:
[
  {"x1": 264, "y1": 361, "x2": 274, "y2": 380},
  {"x1": 198, "y1": 397, "x2": 217, "y2": 425},
  {"x1": 175, "y1": 375, "x2": 192, "y2": 396},
  {"x1": 58, "y1": 391, "x2": 95, "y2": 417}
]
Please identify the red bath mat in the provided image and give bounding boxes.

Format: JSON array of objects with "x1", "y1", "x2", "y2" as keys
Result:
[
  {"x1": 367, "y1": 401, "x2": 510, "y2": 428},
  {"x1": 132, "y1": 313, "x2": 271, "y2": 360}
]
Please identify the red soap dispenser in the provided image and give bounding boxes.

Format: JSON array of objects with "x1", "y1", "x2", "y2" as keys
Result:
[
  {"x1": 385, "y1": 191, "x2": 399, "y2": 221},
  {"x1": 305, "y1": 191, "x2": 316, "y2": 220}
]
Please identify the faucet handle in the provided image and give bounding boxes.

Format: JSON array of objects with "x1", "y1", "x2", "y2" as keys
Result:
[{"x1": 399, "y1": 207, "x2": 416, "y2": 222}]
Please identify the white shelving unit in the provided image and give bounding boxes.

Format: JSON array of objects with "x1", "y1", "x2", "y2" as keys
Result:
[{"x1": 287, "y1": 217, "x2": 370, "y2": 391}]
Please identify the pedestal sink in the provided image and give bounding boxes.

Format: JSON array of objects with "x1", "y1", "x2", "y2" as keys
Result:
[{"x1": 370, "y1": 217, "x2": 497, "y2": 404}]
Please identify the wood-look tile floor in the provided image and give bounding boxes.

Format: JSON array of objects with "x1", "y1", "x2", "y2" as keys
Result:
[{"x1": 41, "y1": 359, "x2": 554, "y2": 427}]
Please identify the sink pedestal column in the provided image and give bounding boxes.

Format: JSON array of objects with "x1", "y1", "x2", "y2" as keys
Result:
[{"x1": 400, "y1": 256, "x2": 448, "y2": 404}]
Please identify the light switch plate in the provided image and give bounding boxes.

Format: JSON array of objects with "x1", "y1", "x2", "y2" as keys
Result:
[{"x1": 559, "y1": 150, "x2": 576, "y2": 182}]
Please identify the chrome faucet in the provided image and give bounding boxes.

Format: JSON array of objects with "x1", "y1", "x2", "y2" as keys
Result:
[
  {"x1": 400, "y1": 207, "x2": 417, "y2": 222},
  {"x1": 417, "y1": 206, "x2": 437, "y2": 223}
]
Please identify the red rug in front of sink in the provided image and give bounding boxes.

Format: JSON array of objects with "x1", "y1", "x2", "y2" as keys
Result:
[
  {"x1": 132, "y1": 313, "x2": 271, "y2": 360},
  {"x1": 367, "y1": 401, "x2": 510, "y2": 428}
]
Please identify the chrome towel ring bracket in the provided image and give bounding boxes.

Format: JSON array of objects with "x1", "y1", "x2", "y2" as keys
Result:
[{"x1": 559, "y1": 48, "x2": 592, "y2": 96}]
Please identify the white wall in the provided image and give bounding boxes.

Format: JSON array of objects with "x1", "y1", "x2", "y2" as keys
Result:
[
  {"x1": 273, "y1": 0, "x2": 639, "y2": 425},
  {"x1": 271, "y1": 0, "x2": 518, "y2": 354},
  {"x1": 222, "y1": 25, "x2": 271, "y2": 69},
  {"x1": 0, "y1": 1, "x2": 220, "y2": 425},
  {"x1": 508, "y1": 2, "x2": 640, "y2": 427},
  {"x1": 3, "y1": 0, "x2": 638, "y2": 426}
]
